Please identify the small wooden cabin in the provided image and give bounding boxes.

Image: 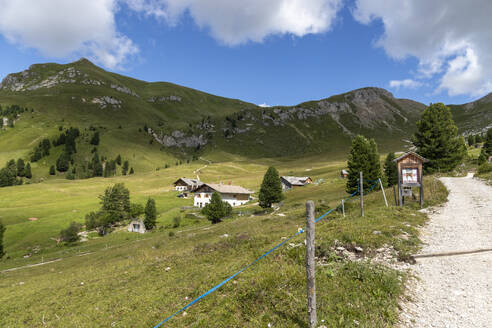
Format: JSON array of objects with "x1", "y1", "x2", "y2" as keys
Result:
[
  {"x1": 393, "y1": 151, "x2": 428, "y2": 206},
  {"x1": 281, "y1": 176, "x2": 312, "y2": 190},
  {"x1": 340, "y1": 169, "x2": 349, "y2": 179}
]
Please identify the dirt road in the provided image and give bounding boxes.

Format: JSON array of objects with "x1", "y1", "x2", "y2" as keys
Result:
[{"x1": 399, "y1": 174, "x2": 492, "y2": 328}]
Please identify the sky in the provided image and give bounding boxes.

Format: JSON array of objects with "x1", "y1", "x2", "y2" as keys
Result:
[{"x1": 0, "y1": 0, "x2": 491, "y2": 107}]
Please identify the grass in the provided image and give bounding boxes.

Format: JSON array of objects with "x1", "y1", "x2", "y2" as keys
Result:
[{"x1": 0, "y1": 153, "x2": 448, "y2": 327}]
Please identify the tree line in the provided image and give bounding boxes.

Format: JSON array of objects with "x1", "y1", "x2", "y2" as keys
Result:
[{"x1": 0, "y1": 159, "x2": 32, "y2": 187}]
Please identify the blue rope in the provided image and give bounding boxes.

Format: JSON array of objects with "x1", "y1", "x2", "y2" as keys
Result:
[
  {"x1": 153, "y1": 230, "x2": 304, "y2": 327},
  {"x1": 153, "y1": 180, "x2": 380, "y2": 327}
]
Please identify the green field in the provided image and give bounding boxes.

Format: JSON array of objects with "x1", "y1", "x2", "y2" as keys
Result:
[{"x1": 0, "y1": 153, "x2": 448, "y2": 327}]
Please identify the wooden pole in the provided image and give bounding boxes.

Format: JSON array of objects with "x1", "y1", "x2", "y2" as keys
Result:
[
  {"x1": 341, "y1": 199, "x2": 345, "y2": 217},
  {"x1": 360, "y1": 172, "x2": 364, "y2": 217},
  {"x1": 393, "y1": 185, "x2": 398, "y2": 206},
  {"x1": 379, "y1": 178, "x2": 388, "y2": 207},
  {"x1": 305, "y1": 201, "x2": 317, "y2": 328}
]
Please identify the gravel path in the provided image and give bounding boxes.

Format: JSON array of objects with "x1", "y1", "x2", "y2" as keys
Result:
[{"x1": 399, "y1": 174, "x2": 492, "y2": 328}]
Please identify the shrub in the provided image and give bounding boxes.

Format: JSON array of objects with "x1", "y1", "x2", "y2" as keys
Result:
[
  {"x1": 172, "y1": 215, "x2": 181, "y2": 228},
  {"x1": 0, "y1": 221, "x2": 5, "y2": 258},
  {"x1": 60, "y1": 222, "x2": 81, "y2": 243},
  {"x1": 478, "y1": 163, "x2": 492, "y2": 175}
]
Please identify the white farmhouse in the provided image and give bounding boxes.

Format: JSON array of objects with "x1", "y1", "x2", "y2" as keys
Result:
[{"x1": 193, "y1": 183, "x2": 254, "y2": 208}]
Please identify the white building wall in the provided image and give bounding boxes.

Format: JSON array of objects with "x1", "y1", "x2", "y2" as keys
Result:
[
  {"x1": 194, "y1": 192, "x2": 250, "y2": 208},
  {"x1": 175, "y1": 185, "x2": 188, "y2": 191}
]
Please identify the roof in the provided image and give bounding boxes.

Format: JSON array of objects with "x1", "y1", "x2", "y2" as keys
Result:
[
  {"x1": 195, "y1": 183, "x2": 254, "y2": 194},
  {"x1": 341, "y1": 169, "x2": 349, "y2": 174},
  {"x1": 393, "y1": 151, "x2": 429, "y2": 163},
  {"x1": 173, "y1": 177, "x2": 203, "y2": 186},
  {"x1": 281, "y1": 176, "x2": 312, "y2": 186}
]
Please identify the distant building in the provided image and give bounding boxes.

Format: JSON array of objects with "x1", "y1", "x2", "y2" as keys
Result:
[
  {"x1": 173, "y1": 178, "x2": 203, "y2": 193},
  {"x1": 2, "y1": 117, "x2": 8, "y2": 127},
  {"x1": 280, "y1": 176, "x2": 312, "y2": 190},
  {"x1": 193, "y1": 183, "x2": 254, "y2": 208},
  {"x1": 128, "y1": 220, "x2": 146, "y2": 234},
  {"x1": 340, "y1": 169, "x2": 349, "y2": 179}
]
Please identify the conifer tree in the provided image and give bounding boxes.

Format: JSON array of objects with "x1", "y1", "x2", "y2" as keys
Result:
[
  {"x1": 0, "y1": 221, "x2": 5, "y2": 258},
  {"x1": 484, "y1": 128, "x2": 492, "y2": 156},
  {"x1": 412, "y1": 103, "x2": 466, "y2": 173},
  {"x1": 49, "y1": 165, "x2": 56, "y2": 175},
  {"x1": 258, "y1": 166, "x2": 283, "y2": 208},
  {"x1": 384, "y1": 152, "x2": 398, "y2": 187},
  {"x1": 16, "y1": 158, "x2": 25, "y2": 177},
  {"x1": 90, "y1": 131, "x2": 100, "y2": 145},
  {"x1": 129, "y1": 167, "x2": 134, "y2": 174},
  {"x1": 116, "y1": 154, "x2": 122, "y2": 166},
  {"x1": 56, "y1": 152, "x2": 70, "y2": 172},
  {"x1": 144, "y1": 198, "x2": 157, "y2": 230},
  {"x1": 202, "y1": 192, "x2": 228, "y2": 224},
  {"x1": 346, "y1": 135, "x2": 381, "y2": 193},
  {"x1": 122, "y1": 161, "x2": 129, "y2": 175},
  {"x1": 467, "y1": 135, "x2": 476, "y2": 147},
  {"x1": 24, "y1": 163, "x2": 32, "y2": 179}
]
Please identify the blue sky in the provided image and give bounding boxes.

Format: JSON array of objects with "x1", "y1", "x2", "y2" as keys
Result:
[{"x1": 0, "y1": 0, "x2": 490, "y2": 107}]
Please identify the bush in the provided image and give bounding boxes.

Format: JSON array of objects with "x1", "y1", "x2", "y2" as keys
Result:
[
  {"x1": 173, "y1": 215, "x2": 181, "y2": 228},
  {"x1": 0, "y1": 221, "x2": 5, "y2": 258},
  {"x1": 60, "y1": 222, "x2": 81, "y2": 243},
  {"x1": 478, "y1": 163, "x2": 492, "y2": 175}
]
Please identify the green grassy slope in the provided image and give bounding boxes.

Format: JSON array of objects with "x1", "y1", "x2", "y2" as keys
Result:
[{"x1": 0, "y1": 154, "x2": 448, "y2": 327}]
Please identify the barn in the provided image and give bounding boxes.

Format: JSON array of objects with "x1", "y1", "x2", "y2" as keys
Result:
[
  {"x1": 280, "y1": 176, "x2": 312, "y2": 190},
  {"x1": 193, "y1": 183, "x2": 254, "y2": 208}
]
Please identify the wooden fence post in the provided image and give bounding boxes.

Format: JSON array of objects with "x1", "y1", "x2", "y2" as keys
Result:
[
  {"x1": 360, "y1": 172, "x2": 364, "y2": 217},
  {"x1": 305, "y1": 201, "x2": 317, "y2": 328},
  {"x1": 393, "y1": 185, "x2": 398, "y2": 206},
  {"x1": 341, "y1": 199, "x2": 345, "y2": 217},
  {"x1": 379, "y1": 178, "x2": 388, "y2": 207}
]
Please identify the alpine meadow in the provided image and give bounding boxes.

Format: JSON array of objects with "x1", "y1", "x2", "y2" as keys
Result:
[{"x1": 1, "y1": 2, "x2": 492, "y2": 327}]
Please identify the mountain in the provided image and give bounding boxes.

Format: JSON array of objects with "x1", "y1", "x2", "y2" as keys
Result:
[
  {"x1": 449, "y1": 94, "x2": 492, "y2": 134},
  {"x1": 0, "y1": 58, "x2": 487, "y2": 179}
]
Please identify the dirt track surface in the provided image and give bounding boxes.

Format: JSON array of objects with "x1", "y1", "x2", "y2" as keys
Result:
[{"x1": 399, "y1": 174, "x2": 492, "y2": 328}]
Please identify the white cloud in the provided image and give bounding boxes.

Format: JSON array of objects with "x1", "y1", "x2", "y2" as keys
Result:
[
  {"x1": 125, "y1": 0, "x2": 343, "y2": 45},
  {"x1": 0, "y1": 0, "x2": 138, "y2": 69},
  {"x1": 389, "y1": 79, "x2": 422, "y2": 90},
  {"x1": 353, "y1": 0, "x2": 492, "y2": 97},
  {"x1": 258, "y1": 103, "x2": 272, "y2": 108}
]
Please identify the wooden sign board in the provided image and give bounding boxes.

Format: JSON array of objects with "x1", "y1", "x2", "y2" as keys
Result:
[{"x1": 393, "y1": 151, "x2": 428, "y2": 207}]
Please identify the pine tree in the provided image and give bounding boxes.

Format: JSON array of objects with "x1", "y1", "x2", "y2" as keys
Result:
[
  {"x1": 412, "y1": 103, "x2": 466, "y2": 173},
  {"x1": 144, "y1": 198, "x2": 157, "y2": 230},
  {"x1": 129, "y1": 167, "x2": 134, "y2": 174},
  {"x1": 202, "y1": 192, "x2": 228, "y2": 224},
  {"x1": 49, "y1": 165, "x2": 56, "y2": 175},
  {"x1": 346, "y1": 135, "x2": 380, "y2": 193},
  {"x1": 122, "y1": 161, "x2": 129, "y2": 175},
  {"x1": 467, "y1": 135, "x2": 476, "y2": 147},
  {"x1": 484, "y1": 128, "x2": 492, "y2": 156},
  {"x1": 24, "y1": 163, "x2": 32, "y2": 179},
  {"x1": 99, "y1": 183, "x2": 131, "y2": 223},
  {"x1": 116, "y1": 154, "x2": 122, "y2": 166},
  {"x1": 90, "y1": 131, "x2": 100, "y2": 145},
  {"x1": 0, "y1": 221, "x2": 5, "y2": 258},
  {"x1": 368, "y1": 139, "x2": 382, "y2": 183},
  {"x1": 478, "y1": 147, "x2": 487, "y2": 166},
  {"x1": 384, "y1": 152, "x2": 398, "y2": 187},
  {"x1": 16, "y1": 158, "x2": 25, "y2": 177},
  {"x1": 258, "y1": 166, "x2": 283, "y2": 208},
  {"x1": 56, "y1": 152, "x2": 70, "y2": 172}
]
